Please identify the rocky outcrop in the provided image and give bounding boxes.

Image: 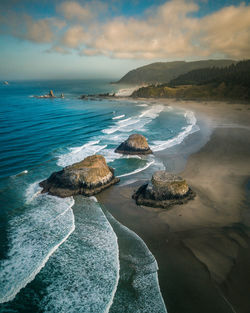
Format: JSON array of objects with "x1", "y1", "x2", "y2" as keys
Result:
[
  {"x1": 115, "y1": 134, "x2": 152, "y2": 155},
  {"x1": 39, "y1": 155, "x2": 119, "y2": 198},
  {"x1": 35, "y1": 90, "x2": 57, "y2": 98},
  {"x1": 49, "y1": 90, "x2": 55, "y2": 97},
  {"x1": 133, "y1": 171, "x2": 195, "y2": 209}
]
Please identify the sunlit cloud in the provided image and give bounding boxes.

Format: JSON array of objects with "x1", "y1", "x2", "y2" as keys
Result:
[
  {"x1": 57, "y1": 1, "x2": 93, "y2": 22},
  {"x1": 200, "y1": 4, "x2": 250, "y2": 58},
  {"x1": 0, "y1": 0, "x2": 250, "y2": 60},
  {"x1": 60, "y1": 25, "x2": 90, "y2": 48}
]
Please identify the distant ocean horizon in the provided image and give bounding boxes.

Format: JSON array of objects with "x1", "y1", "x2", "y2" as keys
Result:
[{"x1": 0, "y1": 79, "x2": 199, "y2": 312}]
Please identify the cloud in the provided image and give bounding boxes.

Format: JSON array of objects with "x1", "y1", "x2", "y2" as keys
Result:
[
  {"x1": 82, "y1": 0, "x2": 200, "y2": 59},
  {"x1": 46, "y1": 45, "x2": 71, "y2": 54},
  {"x1": 200, "y1": 4, "x2": 250, "y2": 58},
  {"x1": 61, "y1": 25, "x2": 90, "y2": 48},
  {"x1": 0, "y1": 0, "x2": 249, "y2": 60},
  {"x1": 57, "y1": 1, "x2": 92, "y2": 22},
  {"x1": 0, "y1": 13, "x2": 65, "y2": 43},
  {"x1": 80, "y1": 0, "x2": 250, "y2": 60},
  {"x1": 57, "y1": 1, "x2": 108, "y2": 23}
]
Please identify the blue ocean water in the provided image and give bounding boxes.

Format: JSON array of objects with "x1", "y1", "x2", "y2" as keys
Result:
[{"x1": 0, "y1": 79, "x2": 199, "y2": 312}]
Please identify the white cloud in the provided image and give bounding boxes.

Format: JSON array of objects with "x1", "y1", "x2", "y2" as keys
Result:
[
  {"x1": 61, "y1": 25, "x2": 90, "y2": 48},
  {"x1": 0, "y1": 0, "x2": 250, "y2": 60},
  {"x1": 200, "y1": 4, "x2": 250, "y2": 58},
  {"x1": 57, "y1": 1, "x2": 92, "y2": 22},
  {"x1": 57, "y1": 1, "x2": 108, "y2": 23}
]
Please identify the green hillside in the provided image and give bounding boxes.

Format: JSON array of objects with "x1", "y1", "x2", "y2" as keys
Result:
[
  {"x1": 116, "y1": 59, "x2": 236, "y2": 85},
  {"x1": 131, "y1": 60, "x2": 250, "y2": 101}
]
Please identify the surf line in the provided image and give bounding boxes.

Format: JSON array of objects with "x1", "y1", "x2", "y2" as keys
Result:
[{"x1": 117, "y1": 160, "x2": 155, "y2": 178}]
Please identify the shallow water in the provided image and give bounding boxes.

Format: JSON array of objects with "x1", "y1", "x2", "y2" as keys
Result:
[{"x1": 0, "y1": 79, "x2": 199, "y2": 312}]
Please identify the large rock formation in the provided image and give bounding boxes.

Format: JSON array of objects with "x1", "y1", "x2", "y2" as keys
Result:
[
  {"x1": 39, "y1": 155, "x2": 119, "y2": 198},
  {"x1": 133, "y1": 171, "x2": 195, "y2": 209},
  {"x1": 115, "y1": 134, "x2": 152, "y2": 155}
]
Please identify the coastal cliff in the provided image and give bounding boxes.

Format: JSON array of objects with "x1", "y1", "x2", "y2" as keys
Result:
[
  {"x1": 116, "y1": 60, "x2": 235, "y2": 85},
  {"x1": 131, "y1": 60, "x2": 250, "y2": 101}
]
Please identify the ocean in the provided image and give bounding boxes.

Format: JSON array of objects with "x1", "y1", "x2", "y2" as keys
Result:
[{"x1": 0, "y1": 79, "x2": 199, "y2": 312}]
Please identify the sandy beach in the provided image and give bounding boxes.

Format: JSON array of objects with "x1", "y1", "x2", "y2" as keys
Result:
[{"x1": 97, "y1": 100, "x2": 250, "y2": 313}]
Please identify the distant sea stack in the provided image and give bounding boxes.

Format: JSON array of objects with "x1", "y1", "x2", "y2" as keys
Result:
[
  {"x1": 133, "y1": 171, "x2": 195, "y2": 209},
  {"x1": 35, "y1": 90, "x2": 62, "y2": 98},
  {"x1": 39, "y1": 155, "x2": 120, "y2": 198},
  {"x1": 115, "y1": 134, "x2": 153, "y2": 155}
]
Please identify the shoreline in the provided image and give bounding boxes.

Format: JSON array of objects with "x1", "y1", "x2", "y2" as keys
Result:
[{"x1": 97, "y1": 99, "x2": 250, "y2": 313}]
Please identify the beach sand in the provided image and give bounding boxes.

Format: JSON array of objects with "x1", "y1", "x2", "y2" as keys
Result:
[{"x1": 97, "y1": 100, "x2": 250, "y2": 313}]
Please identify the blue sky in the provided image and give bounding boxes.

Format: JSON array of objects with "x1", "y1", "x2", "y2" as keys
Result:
[{"x1": 0, "y1": 0, "x2": 250, "y2": 80}]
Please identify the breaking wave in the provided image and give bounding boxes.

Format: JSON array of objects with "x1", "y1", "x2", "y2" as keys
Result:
[
  {"x1": 102, "y1": 105, "x2": 165, "y2": 136},
  {"x1": 117, "y1": 160, "x2": 155, "y2": 178},
  {"x1": 151, "y1": 111, "x2": 199, "y2": 152},
  {"x1": 112, "y1": 115, "x2": 125, "y2": 120},
  {"x1": 0, "y1": 184, "x2": 75, "y2": 304},
  {"x1": 37, "y1": 197, "x2": 119, "y2": 313},
  {"x1": 57, "y1": 141, "x2": 107, "y2": 167}
]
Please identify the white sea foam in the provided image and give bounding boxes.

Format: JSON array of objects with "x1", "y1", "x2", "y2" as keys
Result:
[
  {"x1": 112, "y1": 115, "x2": 125, "y2": 120},
  {"x1": 100, "y1": 148, "x2": 122, "y2": 163},
  {"x1": 57, "y1": 141, "x2": 107, "y2": 167},
  {"x1": 37, "y1": 198, "x2": 119, "y2": 313},
  {"x1": 89, "y1": 196, "x2": 98, "y2": 202},
  {"x1": 102, "y1": 104, "x2": 165, "y2": 136},
  {"x1": 151, "y1": 110, "x2": 199, "y2": 152},
  {"x1": 123, "y1": 154, "x2": 142, "y2": 159},
  {"x1": 115, "y1": 87, "x2": 138, "y2": 97},
  {"x1": 15, "y1": 170, "x2": 28, "y2": 177},
  {"x1": 25, "y1": 181, "x2": 42, "y2": 203},
  {"x1": 0, "y1": 184, "x2": 75, "y2": 304},
  {"x1": 117, "y1": 160, "x2": 155, "y2": 178},
  {"x1": 139, "y1": 105, "x2": 164, "y2": 118},
  {"x1": 102, "y1": 117, "x2": 140, "y2": 135},
  {"x1": 136, "y1": 103, "x2": 148, "y2": 107}
]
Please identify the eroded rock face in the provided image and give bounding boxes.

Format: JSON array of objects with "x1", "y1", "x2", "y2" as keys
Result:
[
  {"x1": 115, "y1": 134, "x2": 152, "y2": 155},
  {"x1": 133, "y1": 170, "x2": 195, "y2": 209},
  {"x1": 39, "y1": 155, "x2": 119, "y2": 198}
]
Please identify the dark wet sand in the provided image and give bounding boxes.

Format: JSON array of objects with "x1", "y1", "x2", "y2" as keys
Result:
[{"x1": 98, "y1": 101, "x2": 250, "y2": 313}]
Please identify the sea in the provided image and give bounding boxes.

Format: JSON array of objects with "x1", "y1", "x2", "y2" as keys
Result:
[{"x1": 0, "y1": 79, "x2": 199, "y2": 313}]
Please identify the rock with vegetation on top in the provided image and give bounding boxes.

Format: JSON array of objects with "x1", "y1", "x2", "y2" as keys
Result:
[
  {"x1": 39, "y1": 155, "x2": 120, "y2": 198},
  {"x1": 133, "y1": 170, "x2": 195, "y2": 208},
  {"x1": 115, "y1": 134, "x2": 153, "y2": 155}
]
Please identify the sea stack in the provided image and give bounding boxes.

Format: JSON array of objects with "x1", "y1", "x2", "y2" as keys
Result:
[
  {"x1": 49, "y1": 90, "x2": 55, "y2": 97},
  {"x1": 39, "y1": 155, "x2": 119, "y2": 198},
  {"x1": 133, "y1": 170, "x2": 195, "y2": 209},
  {"x1": 115, "y1": 134, "x2": 153, "y2": 155}
]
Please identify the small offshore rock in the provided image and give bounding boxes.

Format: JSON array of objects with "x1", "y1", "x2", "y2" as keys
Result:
[
  {"x1": 115, "y1": 134, "x2": 153, "y2": 155},
  {"x1": 133, "y1": 170, "x2": 195, "y2": 209},
  {"x1": 49, "y1": 90, "x2": 55, "y2": 97},
  {"x1": 35, "y1": 90, "x2": 56, "y2": 98},
  {"x1": 39, "y1": 155, "x2": 119, "y2": 198}
]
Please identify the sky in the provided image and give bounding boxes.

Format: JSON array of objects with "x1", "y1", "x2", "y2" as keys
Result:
[{"x1": 0, "y1": 0, "x2": 250, "y2": 80}]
